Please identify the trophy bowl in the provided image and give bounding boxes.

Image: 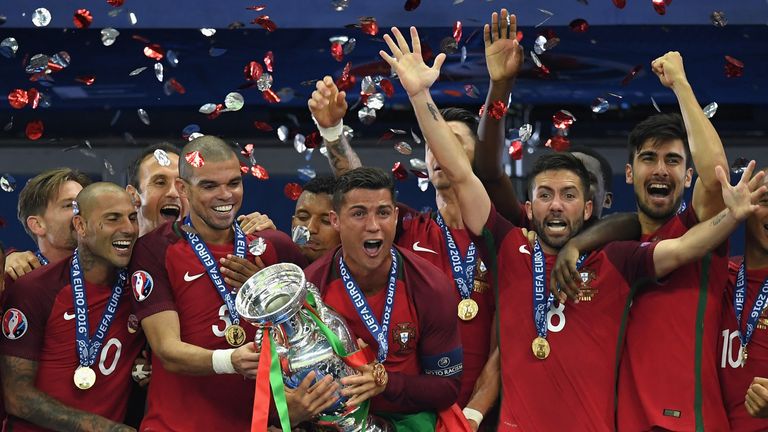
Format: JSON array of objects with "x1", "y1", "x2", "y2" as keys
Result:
[{"x1": 235, "y1": 262, "x2": 307, "y2": 325}]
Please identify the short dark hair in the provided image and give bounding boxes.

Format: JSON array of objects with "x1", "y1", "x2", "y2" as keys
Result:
[
  {"x1": 303, "y1": 176, "x2": 336, "y2": 196},
  {"x1": 628, "y1": 113, "x2": 691, "y2": 168},
  {"x1": 333, "y1": 167, "x2": 395, "y2": 211},
  {"x1": 17, "y1": 168, "x2": 92, "y2": 239},
  {"x1": 440, "y1": 107, "x2": 479, "y2": 138},
  {"x1": 127, "y1": 142, "x2": 179, "y2": 191},
  {"x1": 528, "y1": 153, "x2": 591, "y2": 200},
  {"x1": 569, "y1": 146, "x2": 613, "y2": 193},
  {"x1": 179, "y1": 136, "x2": 238, "y2": 181}
]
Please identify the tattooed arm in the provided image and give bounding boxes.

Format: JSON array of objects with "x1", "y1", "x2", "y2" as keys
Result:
[
  {"x1": 308, "y1": 75, "x2": 362, "y2": 177},
  {"x1": 0, "y1": 355, "x2": 134, "y2": 432}
]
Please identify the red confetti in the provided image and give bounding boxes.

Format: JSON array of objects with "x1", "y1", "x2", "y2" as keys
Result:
[
  {"x1": 552, "y1": 110, "x2": 576, "y2": 129},
  {"x1": 545, "y1": 135, "x2": 570, "y2": 152},
  {"x1": 569, "y1": 18, "x2": 589, "y2": 33},
  {"x1": 621, "y1": 64, "x2": 643, "y2": 86},
  {"x1": 185, "y1": 151, "x2": 205, "y2": 168},
  {"x1": 241, "y1": 143, "x2": 255, "y2": 158},
  {"x1": 251, "y1": 165, "x2": 269, "y2": 180},
  {"x1": 410, "y1": 169, "x2": 428, "y2": 178},
  {"x1": 453, "y1": 21, "x2": 463, "y2": 43},
  {"x1": 264, "y1": 51, "x2": 274, "y2": 72},
  {"x1": 253, "y1": 121, "x2": 273, "y2": 131},
  {"x1": 75, "y1": 75, "x2": 95, "y2": 86},
  {"x1": 379, "y1": 79, "x2": 395, "y2": 98},
  {"x1": 27, "y1": 88, "x2": 40, "y2": 109},
  {"x1": 378, "y1": 131, "x2": 394, "y2": 142},
  {"x1": 538, "y1": 64, "x2": 551, "y2": 76},
  {"x1": 360, "y1": 17, "x2": 379, "y2": 36},
  {"x1": 335, "y1": 62, "x2": 356, "y2": 92},
  {"x1": 612, "y1": 0, "x2": 626, "y2": 8},
  {"x1": 8, "y1": 89, "x2": 28, "y2": 109},
  {"x1": 443, "y1": 89, "x2": 463, "y2": 97},
  {"x1": 246, "y1": 5, "x2": 266, "y2": 10},
  {"x1": 509, "y1": 140, "x2": 523, "y2": 160},
  {"x1": 207, "y1": 104, "x2": 223, "y2": 120},
  {"x1": 479, "y1": 100, "x2": 508, "y2": 120},
  {"x1": 724, "y1": 56, "x2": 744, "y2": 78},
  {"x1": 239, "y1": 162, "x2": 250, "y2": 174},
  {"x1": 0, "y1": 217, "x2": 6, "y2": 228},
  {"x1": 284, "y1": 183, "x2": 303, "y2": 200},
  {"x1": 652, "y1": 0, "x2": 667, "y2": 15},
  {"x1": 143, "y1": 44, "x2": 165, "y2": 61},
  {"x1": 244, "y1": 61, "x2": 263, "y2": 81},
  {"x1": 331, "y1": 42, "x2": 344, "y2": 61},
  {"x1": 305, "y1": 131, "x2": 321, "y2": 148},
  {"x1": 516, "y1": 31, "x2": 524, "y2": 42},
  {"x1": 131, "y1": 34, "x2": 151, "y2": 44},
  {"x1": 262, "y1": 89, "x2": 281, "y2": 103},
  {"x1": 25, "y1": 120, "x2": 44, "y2": 140},
  {"x1": 167, "y1": 78, "x2": 186, "y2": 94},
  {"x1": 73, "y1": 9, "x2": 93, "y2": 29},
  {"x1": 107, "y1": 0, "x2": 124, "y2": 6},
  {"x1": 253, "y1": 15, "x2": 277, "y2": 32},
  {"x1": 404, "y1": 0, "x2": 421, "y2": 10},
  {"x1": 392, "y1": 162, "x2": 408, "y2": 180}
]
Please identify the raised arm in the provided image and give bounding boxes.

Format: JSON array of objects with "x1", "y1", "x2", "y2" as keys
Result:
[
  {"x1": 0, "y1": 355, "x2": 134, "y2": 432},
  {"x1": 653, "y1": 161, "x2": 766, "y2": 278},
  {"x1": 475, "y1": 9, "x2": 524, "y2": 223},
  {"x1": 308, "y1": 76, "x2": 361, "y2": 177},
  {"x1": 379, "y1": 26, "x2": 489, "y2": 235},
  {"x1": 651, "y1": 51, "x2": 729, "y2": 220},
  {"x1": 141, "y1": 310, "x2": 259, "y2": 377}
]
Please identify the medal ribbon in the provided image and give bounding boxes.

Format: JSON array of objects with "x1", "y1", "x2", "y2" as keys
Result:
[
  {"x1": 339, "y1": 248, "x2": 398, "y2": 363},
  {"x1": 35, "y1": 250, "x2": 49, "y2": 266},
  {"x1": 182, "y1": 216, "x2": 246, "y2": 326},
  {"x1": 532, "y1": 239, "x2": 586, "y2": 339},
  {"x1": 733, "y1": 261, "x2": 768, "y2": 351},
  {"x1": 69, "y1": 250, "x2": 128, "y2": 367},
  {"x1": 435, "y1": 213, "x2": 477, "y2": 300}
]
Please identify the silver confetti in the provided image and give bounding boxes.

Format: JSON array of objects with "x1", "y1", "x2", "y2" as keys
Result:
[
  {"x1": 129, "y1": 67, "x2": 147, "y2": 76},
  {"x1": 200, "y1": 28, "x2": 216, "y2": 37},
  {"x1": 410, "y1": 158, "x2": 427, "y2": 171},
  {"x1": 0, "y1": 37, "x2": 19, "y2": 58},
  {"x1": 166, "y1": 50, "x2": 179, "y2": 67},
  {"x1": 711, "y1": 11, "x2": 727, "y2": 27},
  {"x1": 154, "y1": 149, "x2": 171, "y2": 166},
  {"x1": 32, "y1": 8, "x2": 52, "y2": 27},
  {"x1": 26, "y1": 54, "x2": 50, "y2": 73},
  {"x1": 154, "y1": 62, "x2": 164, "y2": 82},
  {"x1": 0, "y1": 174, "x2": 16, "y2": 192},
  {"x1": 365, "y1": 93, "x2": 385, "y2": 110},
  {"x1": 343, "y1": 38, "x2": 356, "y2": 55},
  {"x1": 410, "y1": 129, "x2": 422, "y2": 145},
  {"x1": 418, "y1": 177, "x2": 430, "y2": 192},
  {"x1": 591, "y1": 97, "x2": 609, "y2": 113},
  {"x1": 395, "y1": 142, "x2": 412, "y2": 155},
  {"x1": 277, "y1": 125, "x2": 289, "y2": 142},
  {"x1": 257, "y1": 72, "x2": 273, "y2": 91},
  {"x1": 294, "y1": 134, "x2": 307, "y2": 153},
  {"x1": 291, "y1": 225, "x2": 310, "y2": 246},
  {"x1": 129, "y1": 12, "x2": 137, "y2": 25},
  {"x1": 361, "y1": 76, "x2": 375, "y2": 95},
  {"x1": 651, "y1": 96, "x2": 661, "y2": 113},
  {"x1": 249, "y1": 237, "x2": 267, "y2": 256},
  {"x1": 358, "y1": 107, "x2": 377, "y2": 125},
  {"x1": 104, "y1": 159, "x2": 115, "y2": 175},
  {"x1": 535, "y1": 8, "x2": 554, "y2": 28},
  {"x1": 224, "y1": 92, "x2": 245, "y2": 111},
  {"x1": 530, "y1": 51, "x2": 543, "y2": 68},
  {"x1": 137, "y1": 108, "x2": 150, "y2": 125},
  {"x1": 50, "y1": 51, "x2": 71, "y2": 69},
  {"x1": 703, "y1": 102, "x2": 718, "y2": 119},
  {"x1": 519, "y1": 124, "x2": 533, "y2": 142},
  {"x1": 101, "y1": 28, "x2": 120, "y2": 46},
  {"x1": 731, "y1": 157, "x2": 748, "y2": 174},
  {"x1": 198, "y1": 103, "x2": 218, "y2": 114}
]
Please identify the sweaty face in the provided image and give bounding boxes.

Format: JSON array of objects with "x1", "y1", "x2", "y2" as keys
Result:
[
  {"x1": 292, "y1": 191, "x2": 340, "y2": 262},
  {"x1": 178, "y1": 156, "x2": 243, "y2": 231},
  {"x1": 426, "y1": 121, "x2": 477, "y2": 190},
  {"x1": 134, "y1": 152, "x2": 187, "y2": 234},
  {"x1": 42, "y1": 180, "x2": 83, "y2": 250},
  {"x1": 331, "y1": 188, "x2": 397, "y2": 275},
  {"x1": 79, "y1": 193, "x2": 138, "y2": 268},
  {"x1": 626, "y1": 139, "x2": 692, "y2": 222},
  {"x1": 525, "y1": 170, "x2": 592, "y2": 253},
  {"x1": 572, "y1": 152, "x2": 608, "y2": 219}
]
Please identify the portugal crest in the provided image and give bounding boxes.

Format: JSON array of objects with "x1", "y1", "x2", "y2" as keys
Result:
[
  {"x1": 393, "y1": 322, "x2": 415, "y2": 353},
  {"x1": 577, "y1": 268, "x2": 598, "y2": 302}
]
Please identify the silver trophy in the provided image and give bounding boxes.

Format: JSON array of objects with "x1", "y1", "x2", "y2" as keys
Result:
[{"x1": 236, "y1": 263, "x2": 393, "y2": 432}]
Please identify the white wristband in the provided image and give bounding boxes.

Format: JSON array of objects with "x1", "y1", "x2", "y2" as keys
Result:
[
  {"x1": 462, "y1": 407, "x2": 484, "y2": 426},
  {"x1": 212, "y1": 349, "x2": 236, "y2": 374},
  {"x1": 313, "y1": 117, "x2": 344, "y2": 142}
]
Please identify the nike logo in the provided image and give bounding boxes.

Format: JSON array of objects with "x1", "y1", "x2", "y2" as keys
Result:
[
  {"x1": 184, "y1": 272, "x2": 205, "y2": 282},
  {"x1": 63, "y1": 312, "x2": 76, "y2": 321},
  {"x1": 412, "y1": 241, "x2": 438, "y2": 255},
  {"x1": 519, "y1": 245, "x2": 531, "y2": 255}
]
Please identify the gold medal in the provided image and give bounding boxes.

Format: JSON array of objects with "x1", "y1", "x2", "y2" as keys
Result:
[
  {"x1": 73, "y1": 366, "x2": 97, "y2": 390},
  {"x1": 531, "y1": 336, "x2": 550, "y2": 360},
  {"x1": 225, "y1": 324, "x2": 246, "y2": 347},
  {"x1": 458, "y1": 298, "x2": 479, "y2": 321},
  {"x1": 740, "y1": 345, "x2": 748, "y2": 367}
]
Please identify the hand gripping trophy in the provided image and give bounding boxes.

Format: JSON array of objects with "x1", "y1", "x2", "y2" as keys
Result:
[{"x1": 236, "y1": 263, "x2": 393, "y2": 431}]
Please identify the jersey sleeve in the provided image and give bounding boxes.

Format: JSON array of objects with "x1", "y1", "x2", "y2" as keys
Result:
[
  {"x1": 470, "y1": 203, "x2": 518, "y2": 271},
  {"x1": 381, "y1": 261, "x2": 462, "y2": 411},
  {"x1": 256, "y1": 229, "x2": 309, "y2": 269},
  {"x1": 129, "y1": 231, "x2": 176, "y2": 322},
  {"x1": 603, "y1": 240, "x2": 658, "y2": 292},
  {"x1": 0, "y1": 271, "x2": 60, "y2": 360}
]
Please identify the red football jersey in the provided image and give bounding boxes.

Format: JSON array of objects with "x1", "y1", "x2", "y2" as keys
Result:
[
  {"x1": 0, "y1": 256, "x2": 143, "y2": 432},
  {"x1": 395, "y1": 203, "x2": 494, "y2": 406},
  {"x1": 305, "y1": 245, "x2": 463, "y2": 414},
  {"x1": 718, "y1": 259, "x2": 768, "y2": 432},
  {"x1": 618, "y1": 207, "x2": 730, "y2": 431},
  {"x1": 472, "y1": 207, "x2": 657, "y2": 431},
  {"x1": 129, "y1": 222, "x2": 307, "y2": 432}
]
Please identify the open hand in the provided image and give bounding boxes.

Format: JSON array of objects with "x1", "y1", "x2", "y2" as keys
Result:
[
  {"x1": 484, "y1": 9, "x2": 524, "y2": 83},
  {"x1": 308, "y1": 76, "x2": 348, "y2": 128},
  {"x1": 717, "y1": 160, "x2": 766, "y2": 222},
  {"x1": 379, "y1": 26, "x2": 446, "y2": 97},
  {"x1": 285, "y1": 371, "x2": 340, "y2": 426}
]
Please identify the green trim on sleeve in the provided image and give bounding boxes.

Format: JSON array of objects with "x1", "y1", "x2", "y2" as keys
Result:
[{"x1": 693, "y1": 253, "x2": 711, "y2": 432}]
